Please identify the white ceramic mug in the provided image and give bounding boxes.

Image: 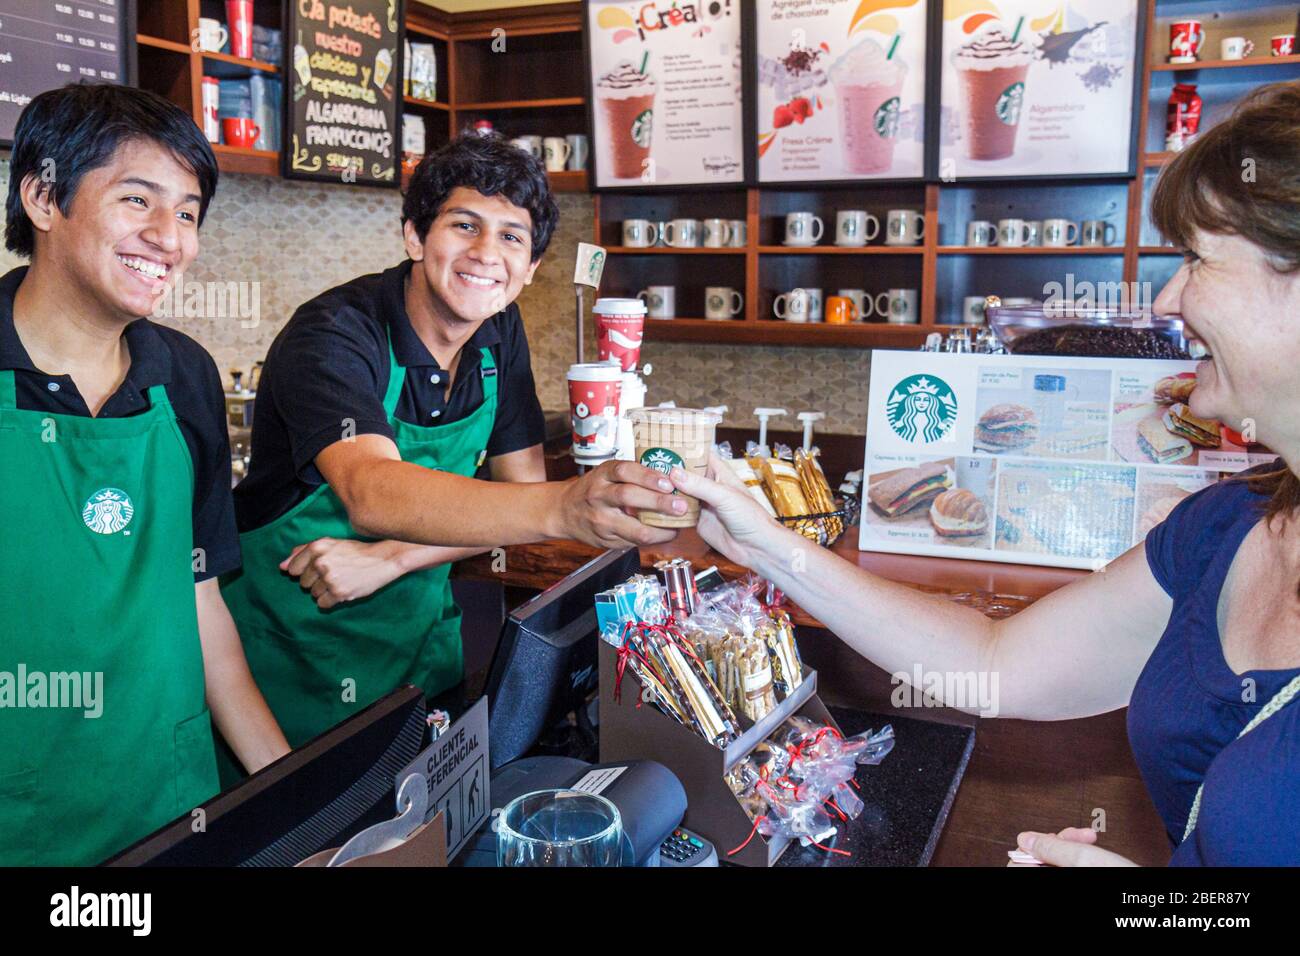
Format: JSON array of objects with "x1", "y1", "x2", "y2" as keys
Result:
[
  {"x1": 885, "y1": 288, "x2": 919, "y2": 324},
  {"x1": 637, "y1": 285, "x2": 676, "y2": 318},
  {"x1": 838, "y1": 288, "x2": 866, "y2": 319},
  {"x1": 1081, "y1": 220, "x2": 1117, "y2": 247},
  {"x1": 774, "y1": 288, "x2": 810, "y2": 322},
  {"x1": 704, "y1": 287, "x2": 743, "y2": 320},
  {"x1": 1220, "y1": 36, "x2": 1254, "y2": 60},
  {"x1": 997, "y1": 218, "x2": 1032, "y2": 247},
  {"x1": 966, "y1": 220, "x2": 997, "y2": 247},
  {"x1": 701, "y1": 218, "x2": 732, "y2": 248},
  {"x1": 566, "y1": 134, "x2": 589, "y2": 171},
  {"x1": 835, "y1": 210, "x2": 881, "y2": 247},
  {"x1": 662, "y1": 219, "x2": 700, "y2": 248},
  {"x1": 727, "y1": 219, "x2": 747, "y2": 247},
  {"x1": 962, "y1": 296, "x2": 988, "y2": 325},
  {"x1": 197, "y1": 17, "x2": 229, "y2": 52},
  {"x1": 622, "y1": 219, "x2": 659, "y2": 248},
  {"x1": 1042, "y1": 218, "x2": 1079, "y2": 247},
  {"x1": 885, "y1": 209, "x2": 924, "y2": 245},
  {"x1": 804, "y1": 287, "x2": 824, "y2": 321},
  {"x1": 1025, "y1": 220, "x2": 1042, "y2": 246},
  {"x1": 784, "y1": 211, "x2": 824, "y2": 246},
  {"x1": 857, "y1": 291, "x2": 891, "y2": 320},
  {"x1": 543, "y1": 137, "x2": 571, "y2": 172}
]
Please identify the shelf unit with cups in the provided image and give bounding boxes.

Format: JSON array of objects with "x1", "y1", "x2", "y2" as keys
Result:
[{"x1": 1124, "y1": 0, "x2": 1300, "y2": 296}]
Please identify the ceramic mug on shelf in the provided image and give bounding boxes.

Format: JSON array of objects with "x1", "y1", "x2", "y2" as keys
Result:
[
  {"x1": 837, "y1": 288, "x2": 866, "y2": 319},
  {"x1": 1042, "y1": 218, "x2": 1079, "y2": 247},
  {"x1": 622, "y1": 219, "x2": 659, "y2": 248},
  {"x1": 834, "y1": 210, "x2": 881, "y2": 247},
  {"x1": 774, "y1": 288, "x2": 811, "y2": 323},
  {"x1": 997, "y1": 218, "x2": 1032, "y2": 248},
  {"x1": 1025, "y1": 220, "x2": 1043, "y2": 246},
  {"x1": 662, "y1": 218, "x2": 701, "y2": 248},
  {"x1": 727, "y1": 219, "x2": 747, "y2": 247},
  {"x1": 637, "y1": 286, "x2": 676, "y2": 318},
  {"x1": 196, "y1": 17, "x2": 228, "y2": 53},
  {"x1": 884, "y1": 288, "x2": 919, "y2": 325},
  {"x1": 701, "y1": 218, "x2": 732, "y2": 248},
  {"x1": 783, "y1": 211, "x2": 824, "y2": 246},
  {"x1": 1220, "y1": 37, "x2": 1254, "y2": 60},
  {"x1": 885, "y1": 209, "x2": 924, "y2": 245},
  {"x1": 566, "y1": 134, "x2": 589, "y2": 171},
  {"x1": 222, "y1": 118, "x2": 260, "y2": 149},
  {"x1": 1272, "y1": 34, "x2": 1297, "y2": 57},
  {"x1": 966, "y1": 220, "x2": 997, "y2": 247},
  {"x1": 962, "y1": 296, "x2": 989, "y2": 325},
  {"x1": 1168, "y1": 19, "x2": 1204, "y2": 63},
  {"x1": 1081, "y1": 220, "x2": 1117, "y2": 247},
  {"x1": 543, "y1": 137, "x2": 571, "y2": 172},
  {"x1": 704, "y1": 287, "x2": 743, "y2": 320}
]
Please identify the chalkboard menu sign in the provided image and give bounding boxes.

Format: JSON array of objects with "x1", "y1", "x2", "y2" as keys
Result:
[
  {"x1": 0, "y1": 0, "x2": 129, "y2": 145},
  {"x1": 284, "y1": 0, "x2": 403, "y2": 187}
]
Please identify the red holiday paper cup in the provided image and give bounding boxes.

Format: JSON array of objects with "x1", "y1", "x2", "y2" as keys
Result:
[
  {"x1": 568, "y1": 362, "x2": 622, "y2": 462},
  {"x1": 593, "y1": 297, "x2": 647, "y2": 372}
]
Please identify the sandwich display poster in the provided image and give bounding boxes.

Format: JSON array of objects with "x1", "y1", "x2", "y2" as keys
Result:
[
  {"x1": 586, "y1": 1, "x2": 745, "y2": 188},
  {"x1": 755, "y1": 0, "x2": 928, "y2": 182},
  {"x1": 937, "y1": 0, "x2": 1140, "y2": 179},
  {"x1": 860, "y1": 352, "x2": 1277, "y2": 570}
]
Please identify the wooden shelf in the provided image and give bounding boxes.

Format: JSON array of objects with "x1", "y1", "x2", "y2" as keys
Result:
[
  {"x1": 212, "y1": 143, "x2": 279, "y2": 176},
  {"x1": 757, "y1": 245, "x2": 923, "y2": 255},
  {"x1": 403, "y1": 96, "x2": 451, "y2": 112},
  {"x1": 201, "y1": 51, "x2": 279, "y2": 74},
  {"x1": 136, "y1": 34, "x2": 191, "y2": 55},
  {"x1": 642, "y1": 318, "x2": 947, "y2": 348},
  {"x1": 605, "y1": 246, "x2": 745, "y2": 255},
  {"x1": 406, "y1": 22, "x2": 449, "y2": 42},
  {"x1": 1144, "y1": 151, "x2": 1175, "y2": 167},
  {"x1": 937, "y1": 246, "x2": 1122, "y2": 255},
  {"x1": 548, "y1": 170, "x2": 588, "y2": 192},
  {"x1": 457, "y1": 97, "x2": 585, "y2": 110},
  {"x1": 1151, "y1": 54, "x2": 1300, "y2": 72}
]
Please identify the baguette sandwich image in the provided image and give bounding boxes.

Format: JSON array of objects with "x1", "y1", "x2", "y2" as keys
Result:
[
  {"x1": 1137, "y1": 416, "x2": 1193, "y2": 464},
  {"x1": 867, "y1": 461, "x2": 954, "y2": 517}
]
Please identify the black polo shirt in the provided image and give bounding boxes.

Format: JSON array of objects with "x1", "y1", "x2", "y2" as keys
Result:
[
  {"x1": 0, "y1": 267, "x2": 239, "y2": 582},
  {"x1": 233, "y1": 259, "x2": 546, "y2": 532}
]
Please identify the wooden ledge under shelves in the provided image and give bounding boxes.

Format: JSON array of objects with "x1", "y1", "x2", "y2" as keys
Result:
[
  {"x1": 642, "y1": 318, "x2": 944, "y2": 348},
  {"x1": 212, "y1": 143, "x2": 278, "y2": 176},
  {"x1": 938, "y1": 246, "x2": 1122, "y2": 255},
  {"x1": 403, "y1": 96, "x2": 451, "y2": 112},
  {"x1": 136, "y1": 34, "x2": 191, "y2": 55},
  {"x1": 1151, "y1": 54, "x2": 1300, "y2": 72},
  {"x1": 1144, "y1": 151, "x2": 1175, "y2": 167},
  {"x1": 457, "y1": 97, "x2": 585, "y2": 110},
  {"x1": 605, "y1": 246, "x2": 745, "y2": 255},
  {"x1": 757, "y1": 245, "x2": 923, "y2": 255},
  {"x1": 548, "y1": 170, "x2": 588, "y2": 192},
  {"x1": 201, "y1": 51, "x2": 280, "y2": 74}
]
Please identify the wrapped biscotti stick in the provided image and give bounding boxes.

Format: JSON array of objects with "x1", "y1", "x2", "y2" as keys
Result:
[
  {"x1": 723, "y1": 456, "x2": 779, "y2": 517},
  {"x1": 757, "y1": 456, "x2": 811, "y2": 518}
]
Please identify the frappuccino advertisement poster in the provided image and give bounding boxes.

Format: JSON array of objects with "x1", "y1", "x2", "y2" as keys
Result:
[
  {"x1": 938, "y1": 0, "x2": 1139, "y2": 179},
  {"x1": 756, "y1": 0, "x2": 928, "y2": 182},
  {"x1": 586, "y1": 1, "x2": 745, "y2": 188}
]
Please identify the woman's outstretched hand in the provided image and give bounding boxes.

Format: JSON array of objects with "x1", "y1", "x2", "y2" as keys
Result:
[{"x1": 669, "y1": 453, "x2": 786, "y2": 570}]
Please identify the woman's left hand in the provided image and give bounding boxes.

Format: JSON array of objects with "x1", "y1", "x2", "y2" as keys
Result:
[
  {"x1": 281, "y1": 537, "x2": 406, "y2": 609},
  {"x1": 1008, "y1": 827, "x2": 1138, "y2": 867}
]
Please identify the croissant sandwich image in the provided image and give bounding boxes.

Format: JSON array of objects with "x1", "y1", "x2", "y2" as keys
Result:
[
  {"x1": 1153, "y1": 373, "x2": 1197, "y2": 405},
  {"x1": 929, "y1": 488, "x2": 989, "y2": 537}
]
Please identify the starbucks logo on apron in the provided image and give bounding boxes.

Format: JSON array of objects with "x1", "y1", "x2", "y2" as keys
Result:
[
  {"x1": 631, "y1": 109, "x2": 653, "y2": 148},
  {"x1": 885, "y1": 375, "x2": 958, "y2": 443},
  {"x1": 874, "y1": 96, "x2": 901, "y2": 138},
  {"x1": 996, "y1": 82, "x2": 1024, "y2": 126},
  {"x1": 82, "y1": 487, "x2": 135, "y2": 535}
]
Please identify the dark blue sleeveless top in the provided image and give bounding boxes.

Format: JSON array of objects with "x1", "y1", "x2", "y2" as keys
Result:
[{"x1": 1132, "y1": 465, "x2": 1300, "y2": 865}]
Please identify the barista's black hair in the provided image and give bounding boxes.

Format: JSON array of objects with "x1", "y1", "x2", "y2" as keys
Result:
[
  {"x1": 4, "y1": 83, "x2": 218, "y2": 259},
  {"x1": 401, "y1": 134, "x2": 559, "y2": 261}
]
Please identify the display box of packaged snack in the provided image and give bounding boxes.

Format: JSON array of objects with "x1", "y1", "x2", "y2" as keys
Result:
[{"x1": 860, "y1": 351, "x2": 1278, "y2": 570}]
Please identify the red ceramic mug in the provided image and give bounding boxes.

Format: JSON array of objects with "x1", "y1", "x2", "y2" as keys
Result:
[
  {"x1": 222, "y1": 117, "x2": 260, "y2": 148},
  {"x1": 1168, "y1": 20, "x2": 1203, "y2": 62},
  {"x1": 1272, "y1": 34, "x2": 1297, "y2": 57}
]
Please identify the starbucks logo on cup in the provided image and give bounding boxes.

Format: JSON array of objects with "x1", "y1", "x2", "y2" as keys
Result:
[
  {"x1": 631, "y1": 109, "x2": 653, "y2": 147},
  {"x1": 640, "y1": 447, "x2": 684, "y2": 474},
  {"x1": 82, "y1": 487, "x2": 135, "y2": 535},
  {"x1": 996, "y1": 82, "x2": 1024, "y2": 126},
  {"x1": 873, "y1": 96, "x2": 901, "y2": 138},
  {"x1": 885, "y1": 375, "x2": 958, "y2": 444}
]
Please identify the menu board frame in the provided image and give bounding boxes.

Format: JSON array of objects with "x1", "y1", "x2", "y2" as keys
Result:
[
  {"x1": 750, "y1": 0, "x2": 938, "y2": 186},
  {"x1": 283, "y1": 0, "x2": 404, "y2": 189},
  {"x1": 583, "y1": 0, "x2": 752, "y2": 192},
  {"x1": 0, "y1": 0, "x2": 134, "y2": 147},
  {"x1": 933, "y1": 0, "x2": 1145, "y2": 184},
  {"x1": 858, "y1": 351, "x2": 1269, "y2": 571}
]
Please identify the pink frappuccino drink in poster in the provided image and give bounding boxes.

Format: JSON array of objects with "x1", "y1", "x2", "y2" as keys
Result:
[{"x1": 830, "y1": 37, "x2": 908, "y2": 174}]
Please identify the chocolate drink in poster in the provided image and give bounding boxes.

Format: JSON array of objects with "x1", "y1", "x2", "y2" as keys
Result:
[
  {"x1": 597, "y1": 60, "x2": 656, "y2": 179},
  {"x1": 954, "y1": 26, "x2": 1033, "y2": 161},
  {"x1": 830, "y1": 36, "x2": 906, "y2": 174}
]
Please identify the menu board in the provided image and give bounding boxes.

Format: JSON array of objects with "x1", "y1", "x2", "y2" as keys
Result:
[
  {"x1": 0, "y1": 0, "x2": 127, "y2": 144},
  {"x1": 285, "y1": 0, "x2": 402, "y2": 186},
  {"x1": 586, "y1": 1, "x2": 744, "y2": 188},
  {"x1": 756, "y1": 0, "x2": 928, "y2": 182},
  {"x1": 938, "y1": 0, "x2": 1139, "y2": 179},
  {"x1": 860, "y1": 352, "x2": 1276, "y2": 570}
]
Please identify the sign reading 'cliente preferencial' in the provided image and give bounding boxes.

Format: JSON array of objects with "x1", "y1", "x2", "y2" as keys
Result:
[{"x1": 285, "y1": 0, "x2": 402, "y2": 187}]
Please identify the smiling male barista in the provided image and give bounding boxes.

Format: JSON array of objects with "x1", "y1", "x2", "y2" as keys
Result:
[
  {"x1": 222, "y1": 135, "x2": 681, "y2": 753},
  {"x1": 0, "y1": 84, "x2": 289, "y2": 865}
]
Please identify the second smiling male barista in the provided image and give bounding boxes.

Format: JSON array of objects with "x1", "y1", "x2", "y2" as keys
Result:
[{"x1": 222, "y1": 135, "x2": 683, "y2": 751}]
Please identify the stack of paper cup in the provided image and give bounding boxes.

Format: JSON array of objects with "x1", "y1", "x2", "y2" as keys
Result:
[
  {"x1": 594, "y1": 297, "x2": 646, "y2": 371},
  {"x1": 568, "y1": 363, "x2": 623, "y2": 463}
]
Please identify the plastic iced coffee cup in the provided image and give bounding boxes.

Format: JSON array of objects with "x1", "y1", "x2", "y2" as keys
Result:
[
  {"x1": 629, "y1": 407, "x2": 721, "y2": 528},
  {"x1": 953, "y1": 27, "x2": 1033, "y2": 162},
  {"x1": 829, "y1": 37, "x2": 907, "y2": 175}
]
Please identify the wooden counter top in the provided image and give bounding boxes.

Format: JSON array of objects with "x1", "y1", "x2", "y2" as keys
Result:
[{"x1": 454, "y1": 528, "x2": 1087, "y2": 624}]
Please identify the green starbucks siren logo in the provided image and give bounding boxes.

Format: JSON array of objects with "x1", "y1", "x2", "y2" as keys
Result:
[
  {"x1": 885, "y1": 375, "x2": 958, "y2": 443},
  {"x1": 640, "y1": 447, "x2": 683, "y2": 474},
  {"x1": 873, "y1": 96, "x2": 901, "y2": 138},
  {"x1": 631, "y1": 109, "x2": 653, "y2": 147},
  {"x1": 996, "y1": 82, "x2": 1024, "y2": 126}
]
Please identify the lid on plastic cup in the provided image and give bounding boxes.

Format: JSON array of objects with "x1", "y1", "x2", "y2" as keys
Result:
[
  {"x1": 567, "y1": 361, "x2": 622, "y2": 382},
  {"x1": 593, "y1": 297, "x2": 647, "y2": 317},
  {"x1": 627, "y1": 406, "x2": 722, "y2": 427}
]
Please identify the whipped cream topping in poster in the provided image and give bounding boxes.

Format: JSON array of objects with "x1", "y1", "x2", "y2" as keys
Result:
[
  {"x1": 757, "y1": 0, "x2": 928, "y2": 182},
  {"x1": 938, "y1": 0, "x2": 1139, "y2": 178},
  {"x1": 587, "y1": 1, "x2": 745, "y2": 187}
]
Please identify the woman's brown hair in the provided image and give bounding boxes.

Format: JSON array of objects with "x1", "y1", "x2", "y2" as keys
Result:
[{"x1": 1150, "y1": 80, "x2": 1300, "y2": 528}]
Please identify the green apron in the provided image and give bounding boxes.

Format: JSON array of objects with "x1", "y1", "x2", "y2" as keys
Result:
[
  {"x1": 0, "y1": 372, "x2": 218, "y2": 866},
  {"x1": 221, "y1": 335, "x2": 497, "y2": 751}
]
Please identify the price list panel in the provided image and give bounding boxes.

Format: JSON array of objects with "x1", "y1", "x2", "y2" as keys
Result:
[{"x1": 0, "y1": 0, "x2": 127, "y2": 143}]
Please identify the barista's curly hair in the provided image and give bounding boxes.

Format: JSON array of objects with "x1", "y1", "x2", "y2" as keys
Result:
[{"x1": 401, "y1": 134, "x2": 559, "y2": 261}]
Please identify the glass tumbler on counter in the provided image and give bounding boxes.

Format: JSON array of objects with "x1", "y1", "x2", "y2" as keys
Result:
[{"x1": 495, "y1": 789, "x2": 623, "y2": 867}]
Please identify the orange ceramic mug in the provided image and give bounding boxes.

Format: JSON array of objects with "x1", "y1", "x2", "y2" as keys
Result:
[
  {"x1": 222, "y1": 118, "x2": 261, "y2": 149},
  {"x1": 825, "y1": 295, "x2": 858, "y2": 325}
]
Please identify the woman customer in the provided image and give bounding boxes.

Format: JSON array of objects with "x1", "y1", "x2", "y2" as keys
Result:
[{"x1": 670, "y1": 81, "x2": 1300, "y2": 867}]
